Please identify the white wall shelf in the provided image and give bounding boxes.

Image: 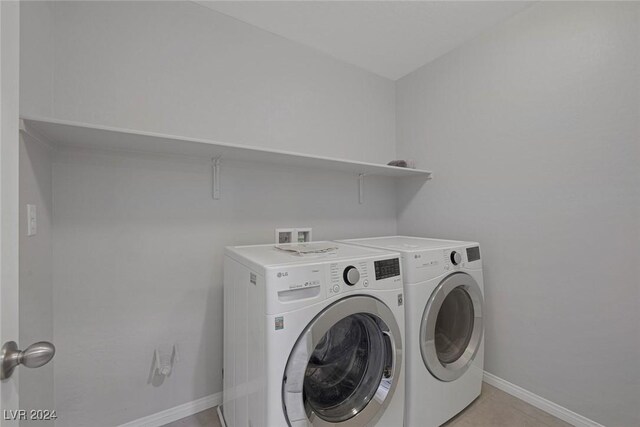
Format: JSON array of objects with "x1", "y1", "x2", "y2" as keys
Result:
[
  {"x1": 20, "y1": 117, "x2": 432, "y2": 177},
  {"x1": 20, "y1": 116, "x2": 431, "y2": 201}
]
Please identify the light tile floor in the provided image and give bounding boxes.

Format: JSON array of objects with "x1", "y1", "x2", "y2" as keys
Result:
[
  {"x1": 163, "y1": 407, "x2": 221, "y2": 427},
  {"x1": 442, "y1": 383, "x2": 571, "y2": 427},
  {"x1": 163, "y1": 383, "x2": 572, "y2": 427}
]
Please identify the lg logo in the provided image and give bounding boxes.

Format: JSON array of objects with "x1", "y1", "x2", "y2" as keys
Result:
[{"x1": 277, "y1": 271, "x2": 289, "y2": 278}]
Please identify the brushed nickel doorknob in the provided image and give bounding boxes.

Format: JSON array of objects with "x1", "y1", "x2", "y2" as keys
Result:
[{"x1": 1, "y1": 341, "x2": 55, "y2": 380}]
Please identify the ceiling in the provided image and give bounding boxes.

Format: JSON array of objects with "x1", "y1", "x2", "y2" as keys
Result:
[{"x1": 197, "y1": 1, "x2": 533, "y2": 80}]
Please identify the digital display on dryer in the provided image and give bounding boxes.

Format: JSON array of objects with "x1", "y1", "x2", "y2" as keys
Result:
[
  {"x1": 466, "y1": 246, "x2": 481, "y2": 262},
  {"x1": 374, "y1": 258, "x2": 400, "y2": 280}
]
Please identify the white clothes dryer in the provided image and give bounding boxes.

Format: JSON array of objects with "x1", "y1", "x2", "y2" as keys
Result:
[
  {"x1": 221, "y1": 242, "x2": 405, "y2": 427},
  {"x1": 339, "y1": 236, "x2": 484, "y2": 427}
]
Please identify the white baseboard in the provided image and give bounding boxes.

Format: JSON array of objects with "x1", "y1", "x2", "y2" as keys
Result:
[
  {"x1": 118, "y1": 374, "x2": 604, "y2": 427},
  {"x1": 483, "y1": 372, "x2": 604, "y2": 427},
  {"x1": 217, "y1": 406, "x2": 227, "y2": 427},
  {"x1": 118, "y1": 392, "x2": 222, "y2": 427}
]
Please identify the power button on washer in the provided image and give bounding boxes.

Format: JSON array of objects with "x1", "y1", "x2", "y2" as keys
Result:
[
  {"x1": 363, "y1": 279, "x2": 369, "y2": 287},
  {"x1": 332, "y1": 285, "x2": 340, "y2": 293}
]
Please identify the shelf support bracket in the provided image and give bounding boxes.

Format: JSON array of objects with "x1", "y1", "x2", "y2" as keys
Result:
[
  {"x1": 18, "y1": 119, "x2": 56, "y2": 151},
  {"x1": 212, "y1": 157, "x2": 221, "y2": 200},
  {"x1": 358, "y1": 173, "x2": 365, "y2": 204}
]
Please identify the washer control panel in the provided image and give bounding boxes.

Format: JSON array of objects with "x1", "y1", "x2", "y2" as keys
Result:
[
  {"x1": 374, "y1": 258, "x2": 401, "y2": 280},
  {"x1": 328, "y1": 257, "x2": 401, "y2": 297}
]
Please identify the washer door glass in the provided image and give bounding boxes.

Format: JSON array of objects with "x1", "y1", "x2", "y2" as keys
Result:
[
  {"x1": 283, "y1": 296, "x2": 402, "y2": 427},
  {"x1": 304, "y1": 314, "x2": 387, "y2": 422},
  {"x1": 420, "y1": 273, "x2": 483, "y2": 382}
]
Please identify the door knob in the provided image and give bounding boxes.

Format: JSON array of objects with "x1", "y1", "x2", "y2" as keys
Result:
[{"x1": 1, "y1": 341, "x2": 55, "y2": 380}]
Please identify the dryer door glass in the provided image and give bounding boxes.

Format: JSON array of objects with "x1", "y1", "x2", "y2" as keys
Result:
[
  {"x1": 283, "y1": 296, "x2": 402, "y2": 426},
  {"x1": 435, "y1": 287, "x2": 474, "y2": 364},
  {"x1": 420, "y1": 272, "x2": 483, "y2": 382}
]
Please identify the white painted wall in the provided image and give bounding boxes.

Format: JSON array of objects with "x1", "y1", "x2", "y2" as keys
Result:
[
  {"x1": 51, "y1": 151, "x2": 396, "y2": 427},
  {"x1": 40, "y1": 0, "x2": 396, "y2": 164},
  {"x1": 20, "y1": 2, "x2": 398, "y2": 426},
  {"x1": 396, "y1": 2, "x2": 640, "y2": 426},
  {"x1": 19, "y1": 134, "x2": 54, "y2": 427},
  {"x1": 19, "y1": 1, "x2": 53, "y2": 120}
]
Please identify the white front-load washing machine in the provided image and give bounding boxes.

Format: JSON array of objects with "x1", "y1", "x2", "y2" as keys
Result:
[
  {"x1": 339, "y1": 236, "x2": 484, "y2": 427},
  {"x1": 221, "y1": 242, "x2": 405, "y2": 427}
]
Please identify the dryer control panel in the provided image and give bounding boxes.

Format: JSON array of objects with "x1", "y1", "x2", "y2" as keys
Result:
[{"x1": 402, "y1": 245, "x2": 482, "y2": 283}]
